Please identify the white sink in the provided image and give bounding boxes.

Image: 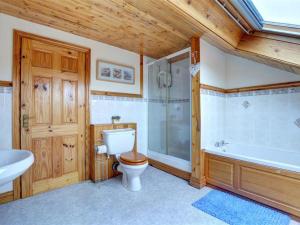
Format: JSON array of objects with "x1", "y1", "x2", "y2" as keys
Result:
[{"x1": 0, "y1": 150, "x2": 34, "y2": 186}]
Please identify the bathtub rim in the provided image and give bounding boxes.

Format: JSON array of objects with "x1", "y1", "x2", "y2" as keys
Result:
[{"x1": 204, "y1": 148, "x2": 300, "y2": 173}]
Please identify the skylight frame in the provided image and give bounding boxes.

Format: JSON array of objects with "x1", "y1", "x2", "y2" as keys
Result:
[{"x1": 231, "y1": 0, "x2": 300, "y2": 36}]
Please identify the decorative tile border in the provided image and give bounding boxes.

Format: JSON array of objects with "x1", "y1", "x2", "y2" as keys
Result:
[
  {"x1": 0, "y1": 87, "x2": 12, "y2": 94},
  {"x1": 91, "y1": 95, "x2": 147, "y2": 102},
  {"x1": 168, "y1": 99, "x2": 190, "y2": 103},
  {"x1": 200, "y1": 89, "x2": 225, "y2": 97},
  {"x1": 91, "y1": 94, "x2": 190, "y2": 103},
  {"x1": 200, "y1": 87, "x2": 300, "y2": 98}
]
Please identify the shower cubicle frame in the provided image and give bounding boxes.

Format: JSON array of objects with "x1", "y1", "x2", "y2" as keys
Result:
[
  {"x1": 147, "y1": 47, "x2": 192, "y2": 173},
  {"x1": 147, "y1": 37, "x2": 205, "y2": 189}
]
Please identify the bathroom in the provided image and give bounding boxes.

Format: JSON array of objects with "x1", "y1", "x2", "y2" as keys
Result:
[{"x1": 0, "y1": 1, "x2": 300, "y2": 225}]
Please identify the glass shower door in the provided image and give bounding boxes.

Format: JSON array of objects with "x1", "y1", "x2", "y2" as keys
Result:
[
  {"x1": 148, "y1": 59, "x2": 169, "y2": 155},
  {"x1": 166, "y1": 57, "x2": 191, "y2": 161},
  {"x1": 148, "y1": 53, "x2": 191, "y2": 162}
]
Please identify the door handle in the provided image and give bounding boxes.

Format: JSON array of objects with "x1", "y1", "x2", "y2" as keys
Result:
[{"x1": 22, "y1": 114, "x2": 29, "y2": 128}]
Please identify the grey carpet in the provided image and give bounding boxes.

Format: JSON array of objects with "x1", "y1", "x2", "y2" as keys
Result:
[{"x1": 0, "y1": 166, "x2": 298, "y2": 225}]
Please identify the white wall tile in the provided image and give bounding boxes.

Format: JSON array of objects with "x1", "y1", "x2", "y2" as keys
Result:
[{"x1": 202, "y1": 88, "x2": 300, "y2": 155}]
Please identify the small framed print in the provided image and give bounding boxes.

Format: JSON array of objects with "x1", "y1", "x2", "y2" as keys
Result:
[{"x1": 96, "y1": 60, "x2": 135, "y2": 85}]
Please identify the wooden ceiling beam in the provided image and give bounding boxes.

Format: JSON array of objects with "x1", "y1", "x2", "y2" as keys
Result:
[
  {"x1": 122, "y1": 0, "x2": 300, "y2": 74},
  {"x1": 164, "y1": 0, "x2": 244, "y2": 48},
  {"x1": 125, "y1": 0, "x2": 242, "y2": 50},
  {"x1": 235, "y1": 32, "x2": 300, "y2": 74}
]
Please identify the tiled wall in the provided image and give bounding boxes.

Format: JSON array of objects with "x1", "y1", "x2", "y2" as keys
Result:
[
  {"x1": 0, "y1": 86, "x2": 13, "y2": 193},
  {"x1": 201, "y1": 87, "x2": 300, "y2": 153},
  {"x1": 90, "y1": 95, "x2": 148, "y2": 155},
  {"x1": 201, "y1": 89, "x2": 225, "y2": 149},
  {"x1": 225, "y1": 87, "x2": 300, "y2": 152}
]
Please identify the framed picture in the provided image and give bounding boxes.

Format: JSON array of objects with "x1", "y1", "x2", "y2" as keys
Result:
[{"x1": 96, "y1": 60, "x2": 135, "y2": 85}]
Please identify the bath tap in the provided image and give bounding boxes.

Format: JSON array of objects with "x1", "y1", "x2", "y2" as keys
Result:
[
  {"x1": 215, "y1": 140, "x2": 229, "y2": 147},
  {"x1": 220, "y1": 140, "x2": 229, "y2": 146},
  {"x1": 112, "y1": 116, "x2": 121, "y2": 124},
  {"x1": 214, "y1": 142, "x2": 221, "y2": 147}
]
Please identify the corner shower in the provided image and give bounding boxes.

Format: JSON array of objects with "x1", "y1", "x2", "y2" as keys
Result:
[{"x1": 147, "y1": 49, "x2": 191, "y2": 171}]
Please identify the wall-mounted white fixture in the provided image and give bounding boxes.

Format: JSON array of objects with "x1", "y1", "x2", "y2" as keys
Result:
[
  {"x1": 111, "y1": 116, "x2": 121, "y2": 124},
  {"x1": 0, "y1": 150, "x2": 34, "y2": 186},
  {"x1": 190, "y1": 62, "x2": 200, "y2": 77}
]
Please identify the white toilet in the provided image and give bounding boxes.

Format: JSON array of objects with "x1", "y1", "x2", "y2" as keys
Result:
[{"x1": 103, "y1": 128, "x2": 148, "y2": 191}]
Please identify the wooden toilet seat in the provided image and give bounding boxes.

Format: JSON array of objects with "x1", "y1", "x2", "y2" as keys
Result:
[{"x1": 119, "y1": 151, "x2": 148, "y2": 166}]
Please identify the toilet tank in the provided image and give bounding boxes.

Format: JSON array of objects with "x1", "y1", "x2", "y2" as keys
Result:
[{"x1": 103, "y1": 128, "x2": 136, "y2": 155}]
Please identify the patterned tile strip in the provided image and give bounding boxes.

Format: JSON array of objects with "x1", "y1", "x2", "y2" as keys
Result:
[
  {"x1": 0, "y1": 86, "x2": 12, "y2": 94},
  {"x1": 91, "y1": 94, "x2": 190, "y2": 103},
  {"x1": 200, "y1": 87, "x2": 300, "y2": 97}
]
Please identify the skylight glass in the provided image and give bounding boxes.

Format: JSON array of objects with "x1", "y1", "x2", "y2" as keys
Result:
[{"x1": 251, "y1": 0, "x2": 300, "y2": 27}]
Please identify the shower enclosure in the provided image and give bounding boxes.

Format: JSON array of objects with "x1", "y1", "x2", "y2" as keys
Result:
[{"x1": 148, "y1": 49, "x2": 191, "y2": 171}]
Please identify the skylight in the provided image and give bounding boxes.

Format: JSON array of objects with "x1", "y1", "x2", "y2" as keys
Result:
[
  {"x1": 231, "y1": 0, "x2": 300, "y2": 36},
  {"x1": 251, "y1": 0, "x2": 300, "y2": 27}
]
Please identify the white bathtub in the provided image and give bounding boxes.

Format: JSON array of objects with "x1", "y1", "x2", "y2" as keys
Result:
[{"x1": 205, "y1": 144, "x2": 300, "y2": 173}]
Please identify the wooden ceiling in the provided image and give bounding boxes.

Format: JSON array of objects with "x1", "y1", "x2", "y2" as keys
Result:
[
  {"x1": 0, "y1": 0, "x2": 193, "y2": 58},
  {"x1": 0, "y1": 0, "x2": 299, "y2": 74},
  {"x1": 0, "y1": 0, "x2": 243, "y2": 58}
]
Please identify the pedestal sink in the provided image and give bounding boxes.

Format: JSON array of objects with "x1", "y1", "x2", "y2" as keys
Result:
[{"x1": 0, "y1": 150, "x2": 34, "y2": 186}]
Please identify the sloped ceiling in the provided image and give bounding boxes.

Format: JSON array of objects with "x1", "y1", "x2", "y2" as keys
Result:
[{"x1": 0, "y1": 0, "x2": 299, "y2": 74}]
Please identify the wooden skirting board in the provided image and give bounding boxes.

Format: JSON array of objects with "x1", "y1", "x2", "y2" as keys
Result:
[
  {"x1": 200, "y1": 81, "x2": 300, "y2": 94},
  {"x1": 0, "y1": 80, "x2": 13, "y2": 87},
  {"x1": 0, "y1": 191, "x2": 14, "y2": 204},
  {"x1": 148, "y1": 158, "x2": 191, "y2": 181}
]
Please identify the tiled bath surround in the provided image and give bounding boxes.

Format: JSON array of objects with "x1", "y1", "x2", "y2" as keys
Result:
[
  {"x1": 0, "y1": 86, "x2": 13, "y2": 193},
  {"x1": 201, "y1": 87, "x2": 300, "y2": 153},
  {"x1": 201, "y1": 89, "x2": 225, "y2": 149}
]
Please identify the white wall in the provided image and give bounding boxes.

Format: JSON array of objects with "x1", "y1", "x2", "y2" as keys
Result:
[
  {"x1": 224, "y1": 55, "x2": 300, "y2": 152},
  {"x1": 200, "y1": 39, "x2": 227, "y2": 150},
  {"x1": 91, "y1": 56, "x2": 150, "y2": 155},
  {"x1": 200, "y1": 39, "x2": 300, "y2": 155},
  {"x1": 199, "y1": 38, "x2": 300, "y2": 89},
  {"x1": 226, "y1": 54, "x2": 300, "y2": 88},
  {"x1": 225, "y1": 89, "x2": 300, "y2": 153},
  {"x1": 200, "y1": 39, "x2": 227, "y2": 88},
  {"x1": 0, "y1": 13, "x2": 141, "y2": 95}
]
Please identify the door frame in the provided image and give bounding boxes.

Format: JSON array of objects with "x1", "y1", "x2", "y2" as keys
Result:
[{"x1": 12, "y1": 30, "x2": 91, "y2": 199}]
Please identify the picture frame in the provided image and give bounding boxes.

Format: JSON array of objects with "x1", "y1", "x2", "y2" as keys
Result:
[{"x1": 96, "y1": 60, "x2": 135, "y2": 85}]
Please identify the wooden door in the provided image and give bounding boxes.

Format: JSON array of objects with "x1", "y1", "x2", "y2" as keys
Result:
[{"x1": 20, "y1": 37, "x2": 86, "y2": 197}]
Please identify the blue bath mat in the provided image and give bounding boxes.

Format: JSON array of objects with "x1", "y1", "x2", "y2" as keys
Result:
[{"x1": 192, "y1": 189, "x2": 290, "y2": 225}]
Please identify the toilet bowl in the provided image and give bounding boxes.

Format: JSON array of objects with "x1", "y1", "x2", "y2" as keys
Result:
[
  {"x1": 117, "y1": 151, "x2": 148, "y2": 191},
  {"x1": 103, "y1": 128, "x2": 148, "y2": 191}
]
